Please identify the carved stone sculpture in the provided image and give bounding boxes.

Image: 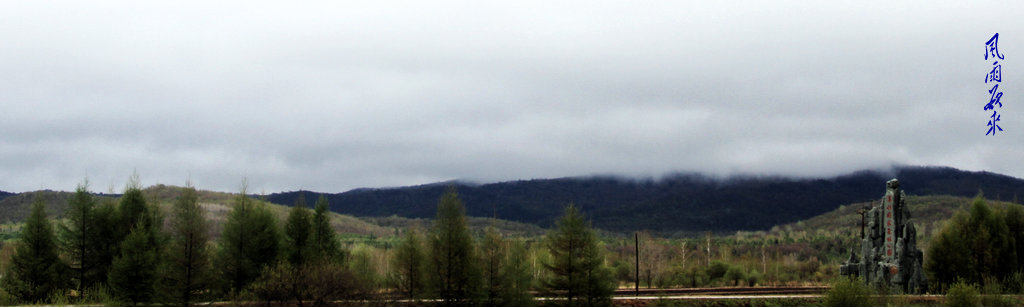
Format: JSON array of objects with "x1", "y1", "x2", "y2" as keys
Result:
[{"x1": 840, "y1": 179, "x2": 927, "y2": 293}]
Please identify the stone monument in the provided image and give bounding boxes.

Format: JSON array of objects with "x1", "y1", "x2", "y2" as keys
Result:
[{"x1": 840, "y1": 179, "x2": 927, "y2": 293}]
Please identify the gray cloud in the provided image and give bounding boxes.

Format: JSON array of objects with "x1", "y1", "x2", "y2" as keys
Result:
[{"x1": 1, "y1": 1, "x2": 1022, "y2": 193}]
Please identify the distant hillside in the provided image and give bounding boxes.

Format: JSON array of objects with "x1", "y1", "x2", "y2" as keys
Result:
[
  {"x1": 766, "y1": 194, "x2": 1023, "y2": 253},
  {"x1": 0, "y1": 185, "x2": 396, "y2": 239},
  {"x1": 363, "y1": 215, "x2": 548, "y2": 238},
  {"x1": 0, "y1": 185, "x2": 544, "y2": 240},
  {"x1": 266, "y1": 166, "x2": 1024, "y2": 233},
  {"x1": 0, "y1": 190, "x2": 80, "y2": 223},
  {"x1": 0, "y1": 190, "x2": 12, "y2": 201},
  {"x1": 772, "y1": 195, "x2": 1000, "y2": 236}
]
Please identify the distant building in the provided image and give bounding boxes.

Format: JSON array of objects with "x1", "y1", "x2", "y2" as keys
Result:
[{"x1": 840, "y1": 179, "x2": 927, "y2": 293}]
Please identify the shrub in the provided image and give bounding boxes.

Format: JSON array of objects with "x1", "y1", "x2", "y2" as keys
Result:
[
  {"x1": 724, "y1": 265, "x2": 746, "y2": 286},
  {"x1": 706, "y1": 260, "x2": 731, "y2": 283},
  {"x1": 746, "y1": 270, "x2": 761, "y2": 287},
  {"x1": 945, "y1": 280, "x2": 981, "y2": 307},
  {"x1": 981, "y1": 276, "x2": 1017, "y2": 307},
  {"x1": 1005, "y1": 271, "x2": 1024, "y2": 294},
  {"x1": 823, "y1": 276, "x2": 871, "y2": 307}
]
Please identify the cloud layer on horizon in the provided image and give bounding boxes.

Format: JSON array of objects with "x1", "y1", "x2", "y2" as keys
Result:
[{"x1": 1, "y1": 2, "x2": 1021, "y2": 193}]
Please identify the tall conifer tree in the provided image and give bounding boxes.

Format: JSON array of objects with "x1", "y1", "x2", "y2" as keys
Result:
[
  {"x1": 215, "y1": 183, "x2": 281, "y2": 294},
  {"x1": 311, "y1": 195, "x2": 342, "y2": 263},
  {"x1": 91, "y1": 196, "x2": 120, "y2": 289},
  {"x1": 108, "y1": 177, "x2": 163, "y2": 304},
  {"x1": 157, "y1": 184, "x2": 212, "y2": 306},
  {"x1": 502, "y1": 238, "x2": 535, "y2": 306},
  {"x1": 1, "y1": 195, "x2": 67, "y2": 303},
  {"x1": 480, "y1": 226, "x2": 508, "y2": 304},
  {"x1": 391, "y1": 226, "x2": 426, "y2": 298},
  {"x1": 545, "y1": 204, "x2": 614, "y2": 307},
  {"x1": 109, "y1": 226, "x2": 159, "y2": 304},
  {"x1": 427, "y1": 188, "x2": 480, "y2": 305},
  {"x1": 58, "y1": 181, "x2": 100, "y2": 297},
  {"x1": 284, "y1": 193, "x2": 312, "y2": 267}
]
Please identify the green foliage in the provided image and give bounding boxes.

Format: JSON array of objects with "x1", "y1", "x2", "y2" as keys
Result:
[
  {"x1": 108, "y1": 226, "x2": 159, "y2": 304},
  {"x1": 248, "y1": 261, "x2": 292, "y2": 304},
  {"x1": 612, "y1": 259, "x2": 632, "y2": 284},
  {"x1": 78, "y1": 285, "x2": 115, "y2": 304},
  {"x1": 1, "y1": 195, "x2": 68, "y2": 303},
  {"x1": 480, "y1": 226, "x2": 507, "y2": 304},
  {"x1": 927, "y1": 197, "x2": 1021, "y2": 290},
  {"x1": 478, "y1": 227, "x2": 535, "y2": 306},
  {"x1": 427, "y1": 188, "x2": 481, "y2": 304},
  {"x1": 746, "y1": 270, "x2": 761, "y2": 287},
  {"x1": 945, "y1": 280, "x2": 981, "y2": 307},
  {"x1": 57, "y1": 181, "x2": 102, "y2": 297},
  {"x1": 284, "y1": 193, "x2": 313, "y2": 266},
  {"x1": 1005, "y1": 204, "x2": 1024, "y2": 286},
  {"x1": 118, "y1": 178, "x2": 158, "y2": 240},
  {"x1": 90, "y1": 198, "x2": 120, "y2": 290},
  {"x1": 252, "y1": 260, "x2": 364, "y2": 306},
  {"x1": 214, "y1": 188, "x2": 282, "y2": 294},
  {"x1": 390, "y1": 226, "x2": 426, "y2": 298},
  {"x1": 348, "y1": 245, "x2": 382, "y2": 290},
  {"x1": 706, "y1": 260, "x2": 731, "y2": 282},
  {"x1": 1004, "y1": 271, "x2": 1024, "y2": 294},
  {"x1": 724, "y1": 265, "x2": 747, "y2": 286},
  {"x1": 268, "y1": 193, "x2": 319, "y2": 304},
  {"x1": 108, "y1": 179, "x2": 164, "y2": 304},
  {"x1": 156, "y1": 184, "x2": 212, "y2": 305},
  {"x1": 545, "y1": 204, "x2": 614, "y2": 307},
  {"x1": 823, "y1": 276, "x2": 871, "y2": 307},
  {"x1": 502, "y1": 238, "x2": 535, "y2": 306},
  {"x1": 312, "y1": 194, "x2": 343, "y2": 263}
]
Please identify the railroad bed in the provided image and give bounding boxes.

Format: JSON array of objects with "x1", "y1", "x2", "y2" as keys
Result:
[{"x1": 611, "y1": 286, "x2": 829, "y2": 296}]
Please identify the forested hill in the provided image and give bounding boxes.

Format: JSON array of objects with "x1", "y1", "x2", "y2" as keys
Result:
[
  {"x1": 266, "y1": 166, "x2": 1024, "y2": 234},
  {"x1": 0, "y1": 190, "x2": 12, "y2": 201}
]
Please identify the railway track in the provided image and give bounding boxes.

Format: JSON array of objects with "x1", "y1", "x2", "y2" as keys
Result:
[{"x1": 611, "y1": 286, "x2": 829, "y2": 297}]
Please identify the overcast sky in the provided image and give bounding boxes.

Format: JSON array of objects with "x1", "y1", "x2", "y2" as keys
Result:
[{"x1": 1, "y1": 1, "x2": 1021, "y2": 193}]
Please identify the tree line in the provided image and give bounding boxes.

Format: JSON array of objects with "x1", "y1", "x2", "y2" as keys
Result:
[
  {"x1": 925, "y1": 195, "x2": 1024, "y2": 293},
  {"x1": 0, "y1": 178, "x2": 615, "y2": 306}
]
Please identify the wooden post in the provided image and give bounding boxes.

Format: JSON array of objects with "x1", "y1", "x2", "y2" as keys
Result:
[{"x1": 858, "y1": 203, "x2": 870, "y2": 239}]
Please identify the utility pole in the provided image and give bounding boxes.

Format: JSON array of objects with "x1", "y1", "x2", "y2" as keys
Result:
[{"x1": 858, "y1": 202, "x2": 871, "y2": 239}]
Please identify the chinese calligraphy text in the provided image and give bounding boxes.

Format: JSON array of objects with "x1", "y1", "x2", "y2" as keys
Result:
[{"x1": 985, "y1": 33, "x2": 1005, "y2": 135}]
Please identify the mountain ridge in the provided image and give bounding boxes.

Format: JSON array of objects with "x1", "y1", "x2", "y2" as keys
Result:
[
  {"x1": 264, "y1": 166, "x2": 1024, "y2": 234},
  {"x1": 2, "y1": 166, "x2": 1021, "y2": 234}
]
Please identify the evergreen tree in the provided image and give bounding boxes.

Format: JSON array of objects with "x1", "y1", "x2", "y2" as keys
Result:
[
  {"x1": 215, "y1": 185, "x2": 281, "y2": 294},
  {"x1": 545, "y1": 204, "x2": 614, "y2": 307},
  {"x1": 502, "y1": 238, "x2": 535, "y2": 306},
  {"x1": 157, "y1": 184, "x2": 212, "y2": 306},
  {"x1": 311, "y1": 194, "x2": 342, "y2": 263},
  {"x1": 480, "y1": 226, "x2": 508, "y2": 304},
  {"x1": 91, "y1": 196, "x2": 120, "y2": 289},
  {"x1": 282, "y1": 193, "x2": 315, "y2": 305},
  {"x1": 926, "y1": 211, "x2": 970, "y2": 289},
  {"x1": 108, "y1": 226, "x2": 159, "y2": 305},
  {"x1": 1005, "y1": 204, "x2": 1024, "y2": 274},
  {"x1": 967, "y1": 198, "x2": 1012, "y2": 282},
  {"x1": 284, "y1": 193, "x2": 313, "y2": 267},
  {"x1": 427, "y1": 188, "x2": 480, "y2": 305},
  {"x1": 115, "y1": 177, "x2": 163, "y2": 257},
  {"x1": 391, "y1": 226, "x2": 426, "y2": 299},
  {"x1": 1, "y1": 195, "x2": 67, "y2": 303},
  {"x1": 57, "y1": 180, "x2": 101, "y2": 297},
  {"x1": 118, "y1": 174, "x2": 155, "y2": 237},
  {"x1": 926, "y1": 196, "x2": 1018, "y2": 289},
  {"x1": 108, "y1": 179, "x2": 163, "y2": 304}
]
